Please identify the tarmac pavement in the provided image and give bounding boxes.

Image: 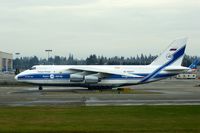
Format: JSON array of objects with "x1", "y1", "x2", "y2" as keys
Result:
[{"x1": 0, "y1": 78, "x2": 200, "y2": 106}]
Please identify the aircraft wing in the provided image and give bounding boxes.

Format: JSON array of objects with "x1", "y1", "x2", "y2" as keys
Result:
[{"x1": 67, "y1": 67, "x2": 143, "y2": 78}]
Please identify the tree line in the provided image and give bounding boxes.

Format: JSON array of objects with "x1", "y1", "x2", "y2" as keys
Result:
[{"x1": 13, "y1": 54, "x2": 199, "y2": 70}]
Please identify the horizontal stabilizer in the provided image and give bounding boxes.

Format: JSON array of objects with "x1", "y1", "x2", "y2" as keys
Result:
[{"x1": 164, "y1": 66, "x2": 189, "y2": 72}]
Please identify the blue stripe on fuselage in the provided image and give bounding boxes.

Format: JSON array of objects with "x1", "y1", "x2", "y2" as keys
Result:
[
  {"x1": 18, "y1": 73, "x2": 70, "y2": 80},
  {"x1": 17, "y1": 73, "x2": 177, "y2": 81},
  {"x1": 106, "y1": 73, "x2": 176, "y2": 80}
]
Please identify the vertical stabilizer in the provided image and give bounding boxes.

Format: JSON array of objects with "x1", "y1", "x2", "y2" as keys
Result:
[{"x1": 150, "y1": 38, "x2": 187, "y2": 66}]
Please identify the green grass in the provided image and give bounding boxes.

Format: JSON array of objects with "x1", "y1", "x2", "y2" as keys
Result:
[{"x1": 0, "y1": 106, "x2": 200, "y2": 133}]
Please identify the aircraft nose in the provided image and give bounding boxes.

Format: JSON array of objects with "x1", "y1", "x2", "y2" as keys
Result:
[{"x1": 15, "y1": 75, "x2": 19, "y2": 80}]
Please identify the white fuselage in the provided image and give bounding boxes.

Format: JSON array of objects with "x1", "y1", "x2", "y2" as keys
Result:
[{"x1": 15, "y1": 65, "x2": 186, "y2": 88}]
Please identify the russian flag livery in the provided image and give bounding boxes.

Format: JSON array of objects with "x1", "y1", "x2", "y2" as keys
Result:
[
  {"x1": 170, "y1": 48, "x2": 177, "y2": 51},
  {"x1": 15, "y1": 38, "x2": 189, "y2": 90}
]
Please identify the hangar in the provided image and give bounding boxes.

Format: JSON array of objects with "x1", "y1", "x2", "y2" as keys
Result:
[{"x1": 0, "y1": 51, "x2": 13, "y2": 72}]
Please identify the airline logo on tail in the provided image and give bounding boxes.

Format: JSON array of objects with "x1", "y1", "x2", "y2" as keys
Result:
[{"x1": 166, "y1": 53, "x2": 173, "y2": 60}]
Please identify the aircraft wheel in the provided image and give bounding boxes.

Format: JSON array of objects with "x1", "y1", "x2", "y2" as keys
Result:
[
  {"x1": 39, "y1": 86, "x2": 43, "y2": 91},
  {"x1": 88, "y1": 87, "x2": 93, "y2": 90}
]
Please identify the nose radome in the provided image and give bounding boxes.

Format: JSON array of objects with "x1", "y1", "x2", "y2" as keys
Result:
[{"x1": 15, "y1": 75, "x2": 19, "y2": 80}]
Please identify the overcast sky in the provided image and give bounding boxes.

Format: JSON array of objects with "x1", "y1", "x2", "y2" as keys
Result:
[{"x1": 0, "y1": 0, "x2": 200, "y2": 58}]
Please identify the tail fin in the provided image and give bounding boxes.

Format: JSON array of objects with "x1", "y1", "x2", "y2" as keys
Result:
[{"x1": 150, "y1": 38, "x2": 187, "y2": 66}]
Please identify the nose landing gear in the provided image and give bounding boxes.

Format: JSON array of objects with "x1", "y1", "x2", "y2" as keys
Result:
[{"x1": 39, "y1": 86, "x2": 43, "y2": 91}]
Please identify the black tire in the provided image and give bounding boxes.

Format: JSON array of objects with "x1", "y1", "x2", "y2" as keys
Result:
[
  {"x1": 88, "y1": 86, "x2": 113, "y2": 90},
  {"x1": 39, "y1": 86, "x2": 43, "y2": 91}
]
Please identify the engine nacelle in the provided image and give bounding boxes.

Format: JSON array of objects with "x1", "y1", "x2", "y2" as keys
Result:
[
  {"x1": 85, "y1": 75, "x2": 99, "y2": 84},
  {"x1": 70, "y1": 74, "x2": 84, "y2": 82}
]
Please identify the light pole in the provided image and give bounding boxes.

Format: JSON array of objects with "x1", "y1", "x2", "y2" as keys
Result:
[
  {"x1": 15, "y1": 53, "x2": 20, "y2": 74},
  {"x1": 45, "y1": 50, "x2": 52, "y2": 64},
  {"x1": 15, "y1": 53, "x2": 20, "y2": 59}
]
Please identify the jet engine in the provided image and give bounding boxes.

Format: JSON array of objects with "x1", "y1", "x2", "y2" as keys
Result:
[
  {"x1": 70, "y1": 74, "x2": 84, "y2": 82},
  {"x1": 85, "y1": 75, "x2": 99, "y2": 84}
]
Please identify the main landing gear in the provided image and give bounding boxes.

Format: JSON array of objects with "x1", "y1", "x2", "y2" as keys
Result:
[
  {"x1": 88, "y1": 86, "x2": 113, "y2": 90},
  {"x1": 39, "y1": 86, "x2": 43, "y2": 91}
]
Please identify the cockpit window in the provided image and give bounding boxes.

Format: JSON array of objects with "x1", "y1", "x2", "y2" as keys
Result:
[{"x1": 29, "y1": 67, "x2": 36, "y2": 70}]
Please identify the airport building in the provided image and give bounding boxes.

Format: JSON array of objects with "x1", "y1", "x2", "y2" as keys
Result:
[
  {"x1": 197, "y1": 66, "x2": 200, "y2": 77},
  {"x1": 0, "y1": 51, "x2": 13, "y2": 72}
]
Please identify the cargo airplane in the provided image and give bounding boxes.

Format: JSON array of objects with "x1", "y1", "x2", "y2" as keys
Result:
[{"x1": 15, "y1": 38, "x2": 189, "y2": 90}]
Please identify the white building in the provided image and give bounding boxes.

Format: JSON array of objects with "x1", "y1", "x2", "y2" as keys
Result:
[
  {"x1": 197, "y1": 66, "x2": 200, "y2": 77},
  {"x1": 176, "y1": 74, "x2": 197, "y2": 79},
  {"x1": 0, "y1": 51, "x2": 13, "y2": 72},
  {"x1": 176, "y1": 66, "x2": 200, "y2": 79}
]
